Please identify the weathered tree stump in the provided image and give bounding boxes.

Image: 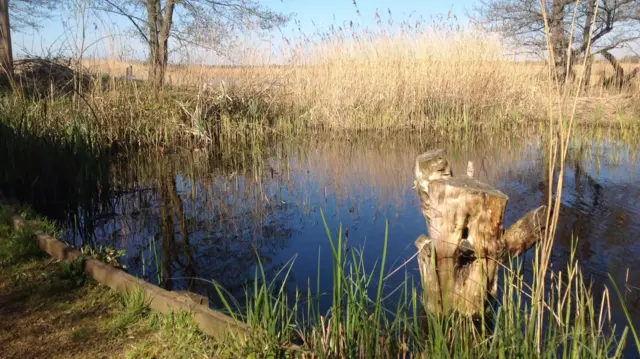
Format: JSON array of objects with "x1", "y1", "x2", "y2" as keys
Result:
[{"x1": 414, "y1": 149, "x2": 546, "y2": 316}]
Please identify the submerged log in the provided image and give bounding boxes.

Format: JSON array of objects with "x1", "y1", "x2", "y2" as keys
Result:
[{"x1": 414, "y1": 149, "x2": 546, "y2": 316}]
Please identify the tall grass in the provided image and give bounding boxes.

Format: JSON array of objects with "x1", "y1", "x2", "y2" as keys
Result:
[
  {"x1": 78, "y1": 15, "x2": 640, "y2": 135},
  {"x1": 203, "y1": 209, "x2": 631, "y2": 358},
  {"x1": 529, "y1": 1, "x2": 637, "y2": 357},
  {"x1": 283, "y1": 28, "x2": 538, "y2": 131},
  {"x1": 1, "y1": 15, "x2": 636, "y2": 156}
]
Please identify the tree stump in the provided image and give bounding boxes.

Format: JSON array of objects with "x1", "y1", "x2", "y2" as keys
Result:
[{"x1": 414, "y1": 149, "x2": 546, "y2": 316}]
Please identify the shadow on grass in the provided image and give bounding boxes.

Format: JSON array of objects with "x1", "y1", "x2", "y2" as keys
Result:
[{"x1": 0, "y1": 252, "x2": 138, "y2": 358}]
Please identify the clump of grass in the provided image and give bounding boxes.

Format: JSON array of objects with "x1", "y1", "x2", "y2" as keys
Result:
[
  {"x1": 58, "y1": 256, "x2": 89, "y2": 287},
  {"x1": 126, "y1": 311, "x2": 216, "y2": 359},
  {"x1": 81, "y1": 244, "x2": 127, "y2": 269},
  {"x1": 13, "y1": 204, "x2": 63, "y2": 238},
  {"x1": 0, "y1": 206, "x2": 11, "y2": 226},
  {"x1": 0, "y1": 228, "x2": 43, "y2": 265},
  {"x1": 214, "y1": 257, "x2": 300, "y2": 357},
  {"x1": 106, "y1": 288, "x2": 151, "y2": 332}
]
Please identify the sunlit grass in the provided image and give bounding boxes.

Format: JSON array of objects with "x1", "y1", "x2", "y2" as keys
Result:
[
  {"x1": 2, "y1": 22, "x2": 637, "y2": 155},
  {"x1": 106, "y1": 288, "x2": 152, "y2": 333},
  {"x1": 0, "y1": 228, "x2": 42, "y2": 265},
  {"x1": 201, "y1": 210, "x2": 634, "y2": 358}
]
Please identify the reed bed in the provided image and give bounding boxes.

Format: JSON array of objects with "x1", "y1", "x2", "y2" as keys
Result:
[
  {"x1": 80, "y1": 25, "x2": 640, "y2": 134},
  {"x1": 0, "y1": 22, "x2": 636, "y2": 154}
]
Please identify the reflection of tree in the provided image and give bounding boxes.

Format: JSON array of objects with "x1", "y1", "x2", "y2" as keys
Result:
[
  {"x1": 0, "y1": 123, "x2": 113, "y2": 248},
  {"x1": 534, "y1": 140, "x2": 640, "y2": 319},
  {"x1": 30, "y1": 131, "x2": 639, "y2": 324},
  {"x1": 158, "y1": 168, "x2": 177, "y2": 291},
  {"x1": 86, "y1": 150, "x2": 299, "y2": 308}
]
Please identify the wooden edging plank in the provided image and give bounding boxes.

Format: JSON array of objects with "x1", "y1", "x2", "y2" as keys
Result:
[{"x1": 9, "y1": 214, "x2": 249, "y2": 340}]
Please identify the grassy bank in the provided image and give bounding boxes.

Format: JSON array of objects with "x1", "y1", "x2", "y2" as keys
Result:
[
  {"x1": 0, "y1": 206, "x2": 234, "y2": 359},
  {"x1": 2, "y1": 205, "x2": 637, "y2": 358},
  {"x1": 1, "y1": 60, "x2": 638, "y2": 155}
]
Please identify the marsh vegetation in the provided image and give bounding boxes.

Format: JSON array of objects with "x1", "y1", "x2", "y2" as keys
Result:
[{"x1": 1, "y1": 0, "x2": 640, "y2": 358}]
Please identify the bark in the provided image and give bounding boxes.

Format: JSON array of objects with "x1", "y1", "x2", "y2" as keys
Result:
[
  {"x1": 601, "y1": 50, "x2": 625, "y2": 89},
  {"x1": 146, "y1": 0, "x2": 159, "y2": 85},
  {"x1": 503, "y1": 205, "x2": 547, "y2": 256},
  {"x1": 146, "y1": 0, "x2": 175, "y2": 87},
  {"x1": 582, "y1": 0, "x2": 596, "y2": 87},
  {"x1": 414, "y1": 149, "x2": 546, "y2": 316},
  {"x1": 0, "y1": 0, "x2": 13, "y2": 81},
  {"x1": 550, "y1": 0, "x2": 568, "y2": 82}
]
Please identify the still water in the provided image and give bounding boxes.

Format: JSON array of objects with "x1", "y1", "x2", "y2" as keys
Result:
[{"x1": 22, "y1": 131, "x2": 640, "y2": 340}]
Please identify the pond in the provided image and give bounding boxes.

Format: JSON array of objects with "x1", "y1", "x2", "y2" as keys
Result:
[{"x1": 6, "y1": 129, "x2": 640, "y2": 347}]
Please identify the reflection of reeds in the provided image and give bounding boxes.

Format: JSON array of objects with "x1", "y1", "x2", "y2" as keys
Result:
[
  {"x1": 528, "y1": 3, "x2": 638, "y2": 356},
  {"x1": 52, "y1": 125, "x2": 638, "y2": 356},
  {"x1": 204, "y1": 211, "x2": 627, "y2": 358}
]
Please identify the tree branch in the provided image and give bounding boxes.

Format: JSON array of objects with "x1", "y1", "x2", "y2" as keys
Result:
[{"x1": 101, "y1": 0, "x2": 149, "y2": 44}]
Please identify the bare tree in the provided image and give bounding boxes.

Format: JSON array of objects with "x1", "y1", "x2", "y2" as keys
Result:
[
  {"x1": 93, "y1": 0, "x2": 292, "y2": 87},
  {"x1": 473, "y1": 0, "x2": 640, "y2": 85},
  {"x1": 0, "y1": 0, "x2": 58, "y2": 81},
  {"x1": 9, "y1": 0, "x2": 57, "y2": 32},
  {"x1": 0, "y1": 0, "x2": 11, "y2": 79}
]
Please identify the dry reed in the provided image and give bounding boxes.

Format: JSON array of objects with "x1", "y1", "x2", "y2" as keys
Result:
[{"x1": 79, "y1": 24, "x2": 640, "y2": 134}]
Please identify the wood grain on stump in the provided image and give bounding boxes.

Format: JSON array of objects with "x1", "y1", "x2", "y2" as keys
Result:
[{"x1": 414, "y1": 149, "x2": 546, "y2": 316}]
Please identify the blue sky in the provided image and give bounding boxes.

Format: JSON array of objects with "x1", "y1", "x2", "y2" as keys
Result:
[
  {"x1": 12, "y1": 0, "x2": 475, "y2": 61},
  {"x1": 268, "y1": 0, "x2": 473, "y2": 32}
]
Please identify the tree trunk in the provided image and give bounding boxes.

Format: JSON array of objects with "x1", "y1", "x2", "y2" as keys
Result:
[
  {"x1": 414, "y1": 150, "x2": 546, "y2": 316},
  {"x1": 146, "y1": 0, "x2": 174, "y2": 88},
  {"x1": 584, "y1": 55, "x2": 593, "y2": 88},
  {"x1": 582, "y1": 0, "x2": 596, "y2": 87},
  {"x1": 146, "y1": 0, "x2": 163, "y2": 87},
  {"x1": 157, "y1": 0, "x2": 174, "y2": 87},
  {"x1": 0, "y1": 0, "x2": 13, "y2": 81},
  {"x1": 150, "y1": 43, "x2": 166, "y2": 87},
  {"x1": 601, "y1": 50, "x2": 624, "y2": 90},
  {"x1": 550, "y1": 0, "x2": 568, "y2": 83}
]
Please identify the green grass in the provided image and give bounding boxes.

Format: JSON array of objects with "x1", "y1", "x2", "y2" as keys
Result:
[
  {"x1": 1, "y1": 196, "x2": 638, "y2": 358},
  {"x1": 105, "y1": 288, "x2": 152, "y2": 333},
  {"x1": 125, "y1": 311, "x2": 218, "y2": 359},
  {"x1": 0, "y1": 228, "x2": 42, "y2": 265},
  {"x1": 204, "y1": 211, "x2": 637, "y2": 358}
]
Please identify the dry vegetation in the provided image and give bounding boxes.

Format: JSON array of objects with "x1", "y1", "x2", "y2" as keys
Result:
[
  {"x1": 0, "y1": 25, "x2": 636, "y2": 155},
  {"x1": 81, "y1": 27, "x2": 640, "y2": 133}
]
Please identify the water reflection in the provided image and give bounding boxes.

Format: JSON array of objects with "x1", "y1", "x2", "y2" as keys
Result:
[{"x1": 49, "y1": 130, "x2": 640, "y2": 333}]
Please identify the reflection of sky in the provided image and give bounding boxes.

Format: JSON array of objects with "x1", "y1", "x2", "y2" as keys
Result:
[{"x1": 63, "y1": 134, "x2": 640, "y2": 341}]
